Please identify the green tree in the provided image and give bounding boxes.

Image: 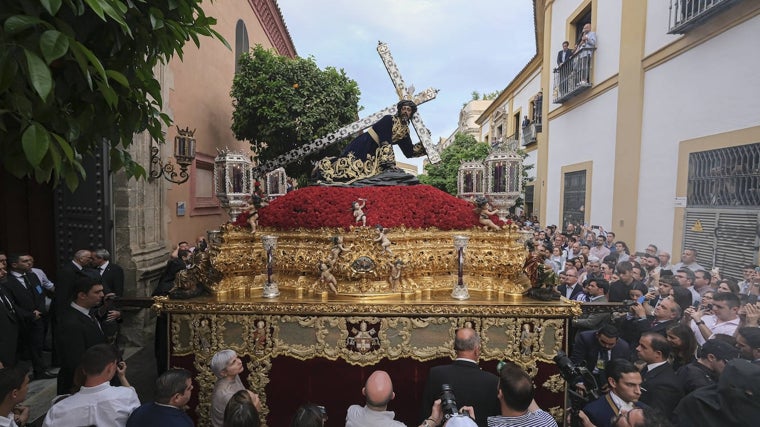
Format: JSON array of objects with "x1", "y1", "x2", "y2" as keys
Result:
[
  {"x1": 230, "y1": 45, "x2": 361, "y2": 180},
  {"x1": 0, "y1": 0, "x2": 228, "y2": 190},
  {"x1": 419, "y1": 133, "x2": 490, "y2": 195}
]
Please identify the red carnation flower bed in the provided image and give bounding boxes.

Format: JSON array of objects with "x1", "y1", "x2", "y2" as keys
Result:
[{"x1": 257, "y1": 185, "x2": 503, "y2": 230}]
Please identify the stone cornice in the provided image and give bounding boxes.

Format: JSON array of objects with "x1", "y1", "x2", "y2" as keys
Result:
[{"x1": 249, "y1": 0, "x2": 297, "y2": 58}]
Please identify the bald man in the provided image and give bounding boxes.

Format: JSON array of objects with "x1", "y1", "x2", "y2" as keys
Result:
[
  {"x1": 347, "y1": 371, "x2": 444, "y2": 427},
  {"x1": 420, "y1": 327, "x2": 500, "y2": 427},
  {"x1": 345, "y1": 370, "x2": 405, "y2": 427}
]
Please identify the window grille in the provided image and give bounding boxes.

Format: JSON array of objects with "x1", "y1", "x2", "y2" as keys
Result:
[
  {"x1": 687, "y1": 142, "x2": 760, "y2": 208},
  {"x1": 562, "y1": 170, "x2": 586, "y2": 229}
]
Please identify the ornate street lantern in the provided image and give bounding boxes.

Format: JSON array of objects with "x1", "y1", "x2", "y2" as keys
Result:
[
  {"x1": 214, "y1": 148, "x2": 252, "y2": 219},
  {"x1": 484, "y1": 140, "x2": 522, "y2": 215},
  {"x1": 149, "y1": 126, "x2": 196, "y2": 184},
  {"x1": 457, "y1": 160, "x2": 485, "y2": 202}
]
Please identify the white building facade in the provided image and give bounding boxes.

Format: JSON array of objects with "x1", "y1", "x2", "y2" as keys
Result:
[{"x1": 537, "y1": 0, "x2": 760, "y2": 275}]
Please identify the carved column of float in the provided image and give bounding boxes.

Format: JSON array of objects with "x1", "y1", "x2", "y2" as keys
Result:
[
  {"x1": 261, "y1": 235, "x2": 280, "y2": 298},
  {"x1": 451, "y1": 235, "x2": 470, "y2": 300}
]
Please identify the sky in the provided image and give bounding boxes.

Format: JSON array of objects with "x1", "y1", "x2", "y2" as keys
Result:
[{"x1": 276, "y1": 0, "x2": 537, "y2": 171}]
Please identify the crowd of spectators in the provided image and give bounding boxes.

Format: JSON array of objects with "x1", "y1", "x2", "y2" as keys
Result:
[{"x1": 518, "y1": 219, "x2": 760, "y2": 426}]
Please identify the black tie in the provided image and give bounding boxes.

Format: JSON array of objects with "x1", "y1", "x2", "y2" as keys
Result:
[
  {"x1": 21, "y1": 273, "x2": 36, "y2": 297},
  {"x1": 641, "y1": 366, "x2": 649, "y2": 376}
]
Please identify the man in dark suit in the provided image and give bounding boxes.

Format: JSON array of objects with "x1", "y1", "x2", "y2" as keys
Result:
[
  {"x1": 581, "y1": 359, "x2": 646, "y2": 427},
  {"x1": 557, "y1": 41, "x2": 573, "y2": 65},
  {"x1": 557, "y1": 267, "x2": 586, "y2": 301},
  {"x1": 419, "y1": 327, "x2": 500, "y2": 427},
  {"x1": 635, "y1": 332, "x2": 683, "y2": 419},
  {"x1": 736, "y1": 327, "x2": 760, "y2": 364},
  {"x1": 55, "y1": 275, "x2": 106, "y2": 394},
  {"x1": 91, "y1": 249, "x2": 124, "y2": 297},
  {"x1": 0, "y1": 267, "x2": 20, "y2": 368},
  {"x1": 571, "y1": 324, "x2": 630, "y2": 392},
  {"x1": 55, "y1": 250, "x2": 95, "y2": 314},
  {"x1": 608, "y1": 262, "x2": 648, "y2": 302},
  {"x1": 617, "y1": 295, "x2": 680, "y2": 353},
  {"x1": 4, "y1": 254, "x2": 51, "y2": 379}
]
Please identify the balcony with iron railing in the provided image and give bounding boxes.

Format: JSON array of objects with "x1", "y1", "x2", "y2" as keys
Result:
[
  {"x1": 552, "y1": 47, "x2": 595, "y2": 104},
  {"x1": 521, "y1": 123, "x2": 537, "y2": 146},
  {"x1": 668, "y1": 0, "x2": 739, "y2": 34}
]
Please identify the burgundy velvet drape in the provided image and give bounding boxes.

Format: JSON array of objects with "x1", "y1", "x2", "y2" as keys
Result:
[{"x1": 175, "y1": 355, "x2": 562, "y2": 427}]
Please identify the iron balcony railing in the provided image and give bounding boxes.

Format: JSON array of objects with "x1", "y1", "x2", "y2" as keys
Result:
[
  {"x1": 521, "y1": 123, "x2": 537, "y2": 146},
  {"x1": 668, "y1": 0, "x2": 739, "y2": 34},
  {"x1": 552, "y1": 47, "x2": 595, "y2": 104}
]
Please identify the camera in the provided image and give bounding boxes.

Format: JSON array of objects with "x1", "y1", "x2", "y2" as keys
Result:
[
  {"x1": 439, "y1": 384, "x2": 474, "y2": 423},
  {"x1": 621, "y1": 299, "x2": 637, "y2": 308},
  {"x1": 553, "y1": 351, "x2": 601, "y2": 427},
  {"x1": 440, "y1": 384, "x2": 459, "y2": 419}
]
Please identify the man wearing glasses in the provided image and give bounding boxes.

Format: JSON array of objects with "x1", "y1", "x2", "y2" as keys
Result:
[{"x1": 557, "y1": 267, "x2": 586, "y2": 301}]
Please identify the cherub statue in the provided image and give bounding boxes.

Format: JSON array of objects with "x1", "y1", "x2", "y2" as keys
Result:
[
  {"x1": 474, "y1": 196, "x2": 501, "y2": 231},
  {"x1": 374, "y1": 224, "x2": 393, "y2": 255},
  {"x1": 388, "y1": 258, "x2": 404, "y2": 290},
  {"x1": 314, "y1": 261, "x2": 338, "y2": 294},
  {"x1": 247, "y1": 209, "x2": 259, "y2": 234},
  {"x1": 352, "y1": 198, "x2": 367, "y2": 226},
  {"x1": 329, "y1": 235, "x2": 352, "y2": 266},
  {"x1": 232, "y1": 203, "x2": 257, "y2": 233}
]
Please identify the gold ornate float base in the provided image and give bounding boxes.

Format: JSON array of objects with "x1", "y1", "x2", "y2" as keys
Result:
[
  {"x1": 155, "y1": 294, "x2": 579, "y2": 427},
  {"x1": 203, "y1": 225, "x2": 531, "y2": 298}
]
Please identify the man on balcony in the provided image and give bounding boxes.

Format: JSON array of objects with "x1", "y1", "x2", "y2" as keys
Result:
[
  {"x1": 557, "y1": 41, "x2": 573, "y2": 65},
  {"x1": 574, "y1": 23, "x2": 597, "y2": 86}
]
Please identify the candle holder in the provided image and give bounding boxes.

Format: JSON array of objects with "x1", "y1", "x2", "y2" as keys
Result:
[
  {"x1": 261, "y1": 235, "x2": 280, "y2": 298},
  {"x1": 451, "y1": 235, "x2": 470, "y2": 300}
]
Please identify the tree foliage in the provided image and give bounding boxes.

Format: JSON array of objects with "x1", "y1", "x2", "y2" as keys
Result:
[
  {"x1": 419, "y1": 133, "x2": 490, "y2": 195},
  {"x1": 0, "y1": 0, "x2": 228, "y2": 190},
  {"x1": 230, "y1": 45, "x2": 361, "y2": 180}
]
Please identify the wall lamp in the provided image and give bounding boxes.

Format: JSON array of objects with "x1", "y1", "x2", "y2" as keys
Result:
[{"x1": 149, "y1": 126, "x2": 197, "y2": 185}]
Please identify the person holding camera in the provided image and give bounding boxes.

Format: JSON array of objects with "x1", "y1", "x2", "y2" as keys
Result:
[
  {"x1": 684, "y1": 292, "x2": 741, "y2": 346},
  {"x1": 487, "y1": 361, "x2": 557, "y2": 427},
  {"x1": 617, "y1": 294, "x2": 681, "y2": 353},
  {"x1": 419, "y1": 328, "x2": 500, "y2": 427}
]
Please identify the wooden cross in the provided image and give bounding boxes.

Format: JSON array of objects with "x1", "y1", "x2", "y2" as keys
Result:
[
  {"x1": 376, "y1": 41, "x2": 440, "y2": 163},
  {"x1": 252, "y1": 42, "x2": 440, "y2": 177}
]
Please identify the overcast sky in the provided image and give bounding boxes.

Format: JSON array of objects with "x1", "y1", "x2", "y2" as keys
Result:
[{"x1": 276, "y1": 0, "x2": 536, "y2": 171}]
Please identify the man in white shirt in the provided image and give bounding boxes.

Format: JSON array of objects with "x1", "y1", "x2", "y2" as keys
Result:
[
  {"x1": 685, "y1": 292, "x2": 741, "y2": 346},
  {"x1": 672, "y1": 248, "x2": 704, "y2": 272},
  {"x1": 43, "y1": 344, "x2": 139, "y2": 427},
  {"x1": 0, "y1": 367, "x2": 30, "y2": 427}
]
